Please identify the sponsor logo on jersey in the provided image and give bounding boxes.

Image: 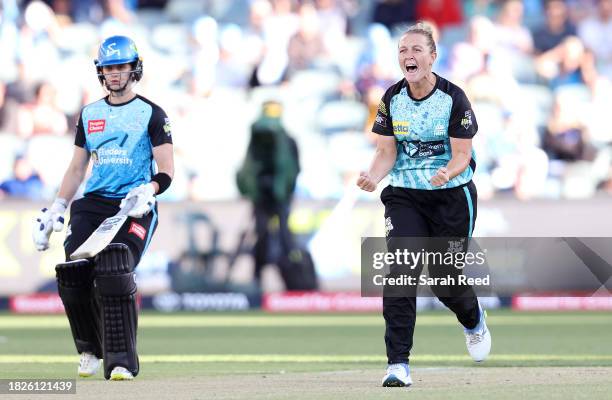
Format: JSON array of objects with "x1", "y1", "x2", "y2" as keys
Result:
[
  {"x1": 393, "y1": 121, "x2": 410, "y2": 135},
  {"x1": 91, "y1": 150, "x2": 99, "y2": 165},
  {"x1": 129, "y1": 221, "x2": 147, "y2": 240},
  {"x1": 163, "y1": 117, "x2": 172, "y2": 136},
  {"x1": 402, "y1": 140, "x2": 445, "y2": 158},
  {"x1": 375, "y1": 113, "x2": 387, "y2": 128},
  {"x1": 378, "y1": 101, "x2": 387, "y2": 116},
  {"x1": 91, "y1": 148, "x2": 133, "y2": 166},
  {"x1": 433, "y1": 119, "x2": 446, "y2": 137},
  {"x1": 461, "y1": 110, "x2": 472, "y2": 130},
  {"x1": 88, "y1": 119, "x2": 106, "y2": 134}
]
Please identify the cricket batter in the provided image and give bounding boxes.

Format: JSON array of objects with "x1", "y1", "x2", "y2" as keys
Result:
[
  {"x1": 31, "y1": 35, "x2": 174, "y2": 380},
  {"x1": 356, "y1": 22, "x2": 491, "y2": 387}
]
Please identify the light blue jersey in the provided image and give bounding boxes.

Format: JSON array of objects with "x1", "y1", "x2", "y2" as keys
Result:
[
  {"x1": 373, "y1": 74, "x2": 477, "y2": 190},
  {"x1": 75, "y1": 95, "x2": 172, "y2": 198}
]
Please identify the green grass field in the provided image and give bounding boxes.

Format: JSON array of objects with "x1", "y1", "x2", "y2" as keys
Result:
[{"x1": 1, "y1": 310, "x2": 612, "y2": 399}]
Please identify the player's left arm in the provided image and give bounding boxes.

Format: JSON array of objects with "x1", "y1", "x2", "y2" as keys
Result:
[
  {"x1": 431, "y1": 88, "x2": 477, "y2": 187},
  {"x1": 431, "y1": 138, "x2": 472, "y2": 187},
  {"x1": 147, "y1": 105, "x2": 174, "y2": 195},
  {"x1": 151, "y1": 143, "x2": 174, "y2": 194},
  {"x1": 121, "y1": 106, "x2": 174, "y2": 216},
  {"x1": 446, "y1": 137, "x2": 472, "y2": 179}
]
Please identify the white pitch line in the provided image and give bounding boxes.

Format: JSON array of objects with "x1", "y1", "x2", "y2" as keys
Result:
[
  {"x1": 1, "y1": 315, "x2": 611, "y2": 329},
  {"x1": 1, "y1": 354, "x2": 612, "y2": 364}
]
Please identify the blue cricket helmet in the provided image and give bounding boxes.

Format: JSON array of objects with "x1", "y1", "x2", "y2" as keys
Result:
[{"x1": 94, "y1": 35, "x2": 143, "y2": 84}]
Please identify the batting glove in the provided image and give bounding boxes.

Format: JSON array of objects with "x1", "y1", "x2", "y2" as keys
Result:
[
  {"x1": 32, "y1": 198, "x2": 67, "y2": 251},
  {"x1": 121, "y1": 183, "x2": 156, "y2": 218}
]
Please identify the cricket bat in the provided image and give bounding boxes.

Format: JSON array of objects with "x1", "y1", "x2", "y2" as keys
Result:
[{"x1": 70, "y1": 196, "x2": 138, "y2": 260}]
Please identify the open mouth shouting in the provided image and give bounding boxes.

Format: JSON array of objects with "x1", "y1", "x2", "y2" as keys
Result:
[{"x1": 405, "y1": 61, "x2": 418, "y2": 76}]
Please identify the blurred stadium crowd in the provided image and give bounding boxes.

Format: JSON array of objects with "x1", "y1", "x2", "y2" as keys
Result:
[{"x1": 0, "y1": 0, "x2": 611, "y2": 202}]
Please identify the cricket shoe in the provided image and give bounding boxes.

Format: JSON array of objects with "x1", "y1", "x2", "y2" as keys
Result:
[
  {"x1": 110, "y1": 366, "x2": 134, "y2": 381},
  {"x1": 381, "y1": 363, "x2": 412, "y2": 387},
  {"x1": 78, "y1": 352, "x2": 101, "y2": 377},
  {"x1": 464, "y1": 303, "x2": 491, "y2": 362}
]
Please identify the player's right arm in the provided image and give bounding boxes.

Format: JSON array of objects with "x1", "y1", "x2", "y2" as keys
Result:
[
  {"x1": 32, "y1": 146, "x2": 90, "y2": 251},
  {"x1": 357, "y1": 135, "x2": 397, "y2": 192},
  {"x1": 32, "y1": 112, "x2": 90, "y2": 251},
  {"x1": 56, "y1": 146, "x2": 90, "y2": 202},
  {"x1": 57, "y1": 112, "x2": 90, "y2": 202},
  {"x1": 357, "y1": 89, "x2": 397, "y2": 192}
]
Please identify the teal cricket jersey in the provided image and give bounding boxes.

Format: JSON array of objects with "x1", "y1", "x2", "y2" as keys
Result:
[
  {"x1": 372, "y1": 74, "x2": 477, "y2": 190},
  {"x1": 74, "y1": 95, "x2": 172, "y2": 198}
]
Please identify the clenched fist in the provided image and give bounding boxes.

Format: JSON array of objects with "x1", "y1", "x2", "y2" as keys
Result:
[
  {"x1": 430, "y1": 167, "x2": 450, "y2": 187},
  {"x1": 357, "y1": 172, "x2": 377, "y2": 192}
]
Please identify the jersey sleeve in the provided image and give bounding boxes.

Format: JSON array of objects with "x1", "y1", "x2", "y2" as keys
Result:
[
  {"x1": 148, "y1": 106, "x2": 173, "y2": 147},
  {"x1": 74, "y1": 113, "x2": 86, "y2": 148},
  {"x1": 371, "y1": 88, "x2": 394, "y2": 136},
  {"x1": 448, "y1": 90, "x2": 478, "y2": 139}
]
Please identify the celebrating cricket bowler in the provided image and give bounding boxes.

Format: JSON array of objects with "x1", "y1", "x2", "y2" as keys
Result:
[
  {"x1": 356, "y1": 22, "x2": 491, "y2": 387},
  {"x1": 31, "y1": 35, "x2": 174, "y2": 381}
]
